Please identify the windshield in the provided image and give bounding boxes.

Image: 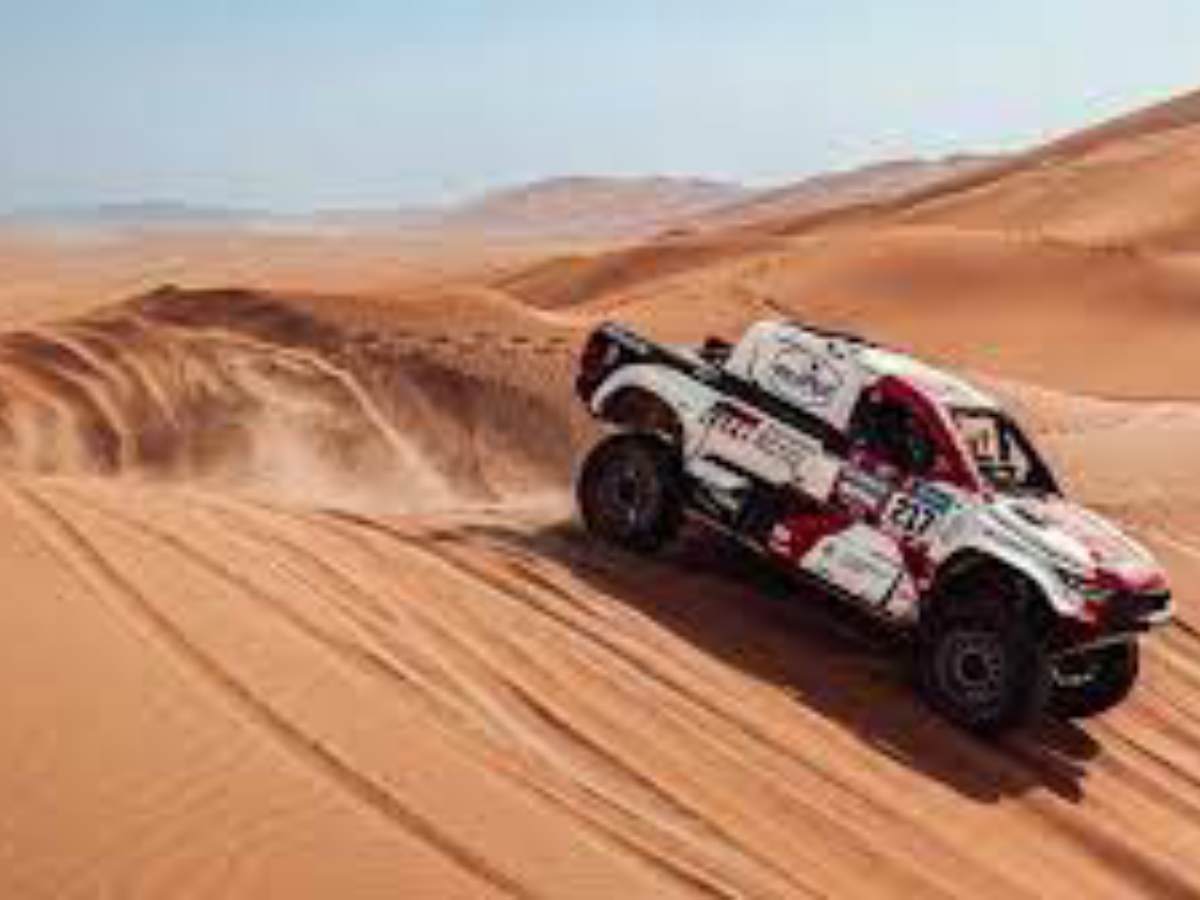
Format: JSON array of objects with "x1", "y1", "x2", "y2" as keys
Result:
[{"x1": 951, "y1": 408, "x2": 1059, "y2": 495}]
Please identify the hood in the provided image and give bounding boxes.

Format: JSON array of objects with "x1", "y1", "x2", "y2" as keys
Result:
[{"x1": 987, "y1": 496, "x2": 1166, "y2": 591}]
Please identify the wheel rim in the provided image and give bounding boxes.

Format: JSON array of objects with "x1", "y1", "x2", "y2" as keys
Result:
[
  {"x1": 593, "y1": 450, "x2": 660, "y2": 537},
  {"x1": 936, "y1": 630, "x2": 1007, "y2": 713}
]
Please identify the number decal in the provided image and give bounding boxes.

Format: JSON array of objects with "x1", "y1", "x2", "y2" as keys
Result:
[{"x1": 886, "y1": 494, "x2": 937, "y2": 537}]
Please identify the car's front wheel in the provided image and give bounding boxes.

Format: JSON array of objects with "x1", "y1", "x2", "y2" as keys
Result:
[
  {"x1": 1049, "y1": 640, "x2": 1139, "y2": 719},
  {"x1": 918, "y1": 575, "x2": 1050, "y2": 735},
  {"x1": 576, "y1": 432, "x2": 683, "y2": 554}
]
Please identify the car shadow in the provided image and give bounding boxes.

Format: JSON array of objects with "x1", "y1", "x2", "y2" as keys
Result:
[{"x1": 449, "y1": 517, "x2": 1102, "y2": 805}]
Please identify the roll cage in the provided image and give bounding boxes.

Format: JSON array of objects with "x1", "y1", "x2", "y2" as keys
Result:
[{"x1": 846, "y1": 376, "x2": 1058, "y2": 497}]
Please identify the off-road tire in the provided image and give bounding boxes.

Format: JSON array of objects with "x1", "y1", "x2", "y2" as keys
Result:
[
  {"x1": 576, "y1": 432, "x2": 684, "y2": 554},
  {"x1": 1049, "y1": 640, "x2": 1139, "y2": 720},
  {"x1": 918, "y1": 572, "x2": 1050, "y2": 736}
]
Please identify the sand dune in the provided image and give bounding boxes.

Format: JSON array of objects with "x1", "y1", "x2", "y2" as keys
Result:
[
  {"x1": 692, "y1": 155, "x2": 1002, "y2": 231},
  {"x1": 562, "y1": 226, "x2": 1200, "y2": 399},
  {"x1": 900, "y1": 122, "x2": 1200, "y2": 249},
  {"x1": 4, "y1": 459, "x2": 1200, "y2": 897},
  {"x1": 0, "y1": 287, "x2": 589, "y2": 506},
  {"x1": 6, "y1": 85, "x2": 1200, "y2": 898},
  {"x1": 0, "y1": 278, "x2": 1193, "y2": 897},
  {"x1": 748, "y1": 86, "x2": 1200, "y2": 245}
]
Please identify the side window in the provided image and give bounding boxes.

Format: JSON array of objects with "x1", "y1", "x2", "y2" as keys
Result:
[{"x1": 852, "y1": 398, "x2": 936, "y2": 475}]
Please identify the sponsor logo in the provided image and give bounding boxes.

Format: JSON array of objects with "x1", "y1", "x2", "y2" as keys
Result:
[
  {"x1": 765, "y1": 345, "x2": 843, "y2": 408},
  {"x1": 836, "y1": 466, "x2": 892, "y2": 511},
  {"x1": 753, "y1": 422, "x2": 818, "y2": 469},
  {"x1": 913, "y1": 483, "x2": 956, "y2": 516},
  {"x1": 809, "y1": 539, "x2": 899, "y2": 603},
  {"x1": 702, "y1": 401, "x2": 761, "y2": 440},
  {"x1": 838, "y1": 550, "x2": 895, "y2": 581}
]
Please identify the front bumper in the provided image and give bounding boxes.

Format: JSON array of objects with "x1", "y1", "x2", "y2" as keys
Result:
[
  {"x1": 1103, "y1": 588, "x2": 1172, "y2": 631},
  {"x1": 1053, "y1": 588, "x2": 1172, "y2": 652}
]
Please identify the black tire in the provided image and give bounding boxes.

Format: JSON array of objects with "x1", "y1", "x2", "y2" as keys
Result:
[
  {"x1": 576, "y1": 432, "x2": 683, "y2": 554},
  {"x1": 917, "y1": 572, "x2": 1050, "y2": 736},
  {"x1": 1049, "y1": 640, "x2": 1139, "y2": 720}
]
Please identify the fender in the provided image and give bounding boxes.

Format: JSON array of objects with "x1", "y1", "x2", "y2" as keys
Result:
[
  {"x1": 932, "y1": 535, "x2": 1078, "y2": 621},
  {"x1": 591, "y1": 363, "x2": 722, "y2": 453}
]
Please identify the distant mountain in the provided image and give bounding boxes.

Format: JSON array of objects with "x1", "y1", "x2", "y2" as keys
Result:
[
  {"x1": 0, "y1": 156, "x2": 1008, "y2": 240},
  {"x1": 690, "y1": 155, "x2": 1004, "y2": 230},
  {"x1": 2, "y1": 201, "x2": 272, "y2": 229},
  {"x1": 306, "y1": 206, "x2": 442, "y2": 230},
  {"x1": 2, "y1": 179, "x2": 750, "y2": 239},
  {"x1": 442, "y1": 176, "x2": 751, "y2": 238}
]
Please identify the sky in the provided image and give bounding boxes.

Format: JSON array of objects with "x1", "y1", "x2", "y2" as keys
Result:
[{"x1": 2, "y1": 0, "x2": 1199, "y2": 211}]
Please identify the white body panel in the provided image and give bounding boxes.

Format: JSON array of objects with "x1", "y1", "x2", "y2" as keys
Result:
[
  {"x1": 585, "y1": 319, "x2": 1171, "y2": 632},
  {"x1": 591, "y1": 360, "x2": 842, "y2": 501},
  {"x1": 800, "y1": 524, "x2": 904, "y2": 606},
  {"x1": 726, "y1": 321, "x2": 868, "y2": 431}
]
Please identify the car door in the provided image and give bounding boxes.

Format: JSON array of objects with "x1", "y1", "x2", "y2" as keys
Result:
[{"x1": 791, "y1": 392, "x2": 959, "y2": 615}]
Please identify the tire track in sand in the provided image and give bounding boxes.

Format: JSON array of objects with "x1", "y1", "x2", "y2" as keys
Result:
[
  {"x1": 1, "y1": 480, "x2": 530, "y2": 900},
  {"x1": 55, "y1": 486, "x2": 758, "y2": 900},
  {"x1": 314, "y1": 512, "x2": 990, "y2": 899}
]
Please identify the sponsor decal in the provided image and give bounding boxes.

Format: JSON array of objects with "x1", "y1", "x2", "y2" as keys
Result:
[
  {"x1": 702, "y1": 404, "x2": 822, "y2": 479},
  {"x1": 702, "y1": 401, "x2": 761, "y2": 441},
  {"x1": 753, "y1": 422, "x2": 818, "y2": 470},
  {"x1": 764, "y1": 345, "x2": 843, "y2": 408},
  {"x1": 836, "y1": 465, "x2": 892, "y2": 512},
  {"x1": 913, "y1": 483, "x2": 956, "y2": 516},
  {"x1": 837, "y1": 549, "x2": 896, "y2": 582},
  {"x1": 805, "y1": 537, "x2": 900, "y2": 604},
  {"x1": 825, "y1": 339, "x2": 850, "y2": 361},
  {"x1": 887, "y1": 488, "x2": 946, "y2": 535},
  {"x1": 882, "y1": 482, "x2": 960, "y2": 539}
]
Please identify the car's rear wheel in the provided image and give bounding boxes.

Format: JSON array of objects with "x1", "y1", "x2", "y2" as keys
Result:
[
  {"x1": 918, "y1": 573, "x2": 1050, "y2": 735},
  {"x1": 576, "y1": 432, "x2": 683, "y2": 554},
  {"x1": 1049, "y1": 640, "x2": 1139, "y2": 719}
]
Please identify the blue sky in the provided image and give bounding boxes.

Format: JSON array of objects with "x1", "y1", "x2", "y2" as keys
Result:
[{"x1": 3, "y1": 1, "x2": 1199, "y2": 210}]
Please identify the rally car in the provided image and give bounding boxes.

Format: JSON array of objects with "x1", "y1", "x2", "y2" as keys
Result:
[{"x1": 573, "y1": 319, "x2": 1172, "y2": 734}]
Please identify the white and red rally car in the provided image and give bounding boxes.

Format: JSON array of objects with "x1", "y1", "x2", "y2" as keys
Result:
[{"x1": 574, "y1": 319, "x2": 1172, "y2": 733}]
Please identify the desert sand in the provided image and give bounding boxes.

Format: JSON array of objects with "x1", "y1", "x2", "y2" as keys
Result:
[{"x1": 4, "y1": 88, "x2": 1200, "y2": 898}]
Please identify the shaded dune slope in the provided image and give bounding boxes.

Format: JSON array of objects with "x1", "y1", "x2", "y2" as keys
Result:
[
  {"x1": 492, "y1": 232, "x2": 785, "y2": 310},
  {"x1": 0, "y1": 286, "x2": 589, "y2": 507}
]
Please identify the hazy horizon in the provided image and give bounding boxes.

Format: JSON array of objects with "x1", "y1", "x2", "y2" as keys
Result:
[{"x1": 5, "y1": 1, "x2": 1200, "y2": 212}]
